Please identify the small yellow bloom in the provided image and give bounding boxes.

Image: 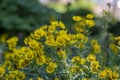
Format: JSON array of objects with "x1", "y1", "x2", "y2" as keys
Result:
[
  {"x1": 86, "y1": 14, "x2": 94, "y2": 19},
  {"x1": 17, "y1": 59, "x2": 26, "y2": 69},
  {"x1": 0, "y1": 67, "x2": 5, "y2": 77},
  {"x1": 99, "y1": 70, "x2": 106, "y2": 79},
  {"x1": 38, "y1": 77, "x2": 43, "y2": 80},
  {"x1": 4, "y1": 61, "x2": 12, "y2": 70},
  {"x1": 54, "y1": 78, "x2": 60, "y2": 80},
  {"x1": 25, "y1": 51, "x2": 34, "y2": 60},
  {"x1": 46, "y1": 66, "x2": 55, "y2": 73},
  {"x1": 90, "y1": 61, "x2": 99, "y2": 69},
  {"x1": 73, "y1": 16, "x2": 81, "y2": 21},
  {"x1": 86, "y1": 20, "x2": 95, "y2": 27},
  {"x1": 6, "y1": 37, "x2": 18, "y2": 50},
  {"x1": 87, "y1": 54, "x2": 96, "y2": 62},
  {"x1": 16, "y1": 71, "x2": 25, "y2": 80},
  {"x1": 110, "y1": 43, "x2": 119, "y2": 54},
  {"x1": 57, "y1": 50, "x2": 67, "y2": 59},
  {"x1": 109, "y1": 72, "x2": 119, "y2": 80},
  {"x1": 93, "y1": 44, "x2": 101, "y2": 53},
  {"x1": 6, "y1": 73, "x2": 15, "y2": 80},
  {"x1": 49, "y1": 62, "x2": 57, "y2": 68},
  {"x1": 91, "y1": 39, "x2": 98, "y2": 46},
  {"x1": 36, "y1": 55, "x2": 46, "y2": 66}
]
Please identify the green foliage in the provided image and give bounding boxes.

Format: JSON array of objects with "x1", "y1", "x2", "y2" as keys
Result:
[{"x1": 0, "y1": 0, "x2": 61, "y2": 32}]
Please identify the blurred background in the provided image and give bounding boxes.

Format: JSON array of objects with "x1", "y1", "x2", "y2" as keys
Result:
[{"x1": 0, "y1": 0, "x2": 120, "y2": 62}]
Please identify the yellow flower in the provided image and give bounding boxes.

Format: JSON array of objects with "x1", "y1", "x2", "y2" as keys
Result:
[
  {"x1": 45, "y1": 57, "x2": 51, "y2": 64},
  {"x1": 73, "y1": 16, "x2": 81, "y2": 21},
  {"x1": 58, "y1": 21, "x2": 66, "y2": 29},
  {"x1": 4, "y1": 61, "x2": 12, "y2": 70},
  {"x1": 86, "y1": 14, "x2": 94, "y2": 19},
  {"x1": 31, "y1": 27, "x2": 46, "y2": 40},
  {"x1": 48, "y1": 25, "x2": 56, "y2": 33},
  {"x1": 104, "y1": 68, "x2": 112, "y2": 75},
  {"x1": 72, "y1": 56, "x2": 81, "y2": 63},
  {"x1": 86, "y1": 20, "x2": 95, "y2": 27},
  {"x1": 0, "y1": 33, "x2": 8, "y2": 43},
  {"x1": 46, "y1": 66, "x2": 55, "y2": 73},
  {"x1": 78, "y1": 43, "x2": 85, "y2": 49},
  {"x1": 16, "y1": 71, "x2": 25, "y2": 80},
  {"x1": 25, "y1": 51, "x2": 34, "y2": 60},
  {"x1": 87, "y1": 54, "x2": 96, "y2": 62},
  {"x1": 70, "y1": 66, "x2": 79, "y2": 73},
  {"x1": 82, "y1": 78, "x2": 87, "y2": 80},
  {"x1": 28, "y1": 39, "x2": 40, "y2": 50},
  {"x1": 110, "y1": 43, "x2": 119, "y2": 54},
  {"x1": 36, "y1": 55, "x2": 46, "y2": 66},
  {"x1": 6, "y1": 73, "x2": 15, "y2": 80},
  {"x1": 90, "y1": 61, "x2": 99, "y2": 69},
  {"x1": 0, "y1": 67, "x2": 5, "y2": 77},
  {"x1": 93, "y1": 44, "x2": 101, "y2": 53},
  {"x1": 79, "y1": 58, "x2": 86, "y2": 65},
  {"x1": 49, "y1": 62, "x2": 57, "y2": 68},
  {"x1": 99, "y1": 70, "x2": 106, "y2": 79},
  {"x1": 6, "y1": 37, "x2": 18, "y2": 50},
  {"x1": 54, "y1": 78, "x2": 60, "y2": 80},
  {"x1": 17, "y1": 59, "x2": 26, "y2": 69},
  {"x1": 38, "y1": 77, "x2": 43, "y2": 80},
  {"x1": 109, "y1": 72, "x2": 119, "y2": 80},
  {"x1": 91, "y1": 39, "x2": 98, "y2": 46},
  {"x1": 57, "y1": 50, "x2": 67, "y2": 59}
]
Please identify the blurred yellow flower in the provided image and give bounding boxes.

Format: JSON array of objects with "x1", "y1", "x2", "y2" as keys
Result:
[
  {"x1": 73, "y1": 16, "x2": 81, "y2": 21},
  {"x1": 0, "y1": 67, "x2": 5, "y2": 77},
  {"x1": 86, "y1": 20, "x2": 95, "y2": 27},
  {"x1": 86, "y1": 14, "x2": 94, "y2": 19}
]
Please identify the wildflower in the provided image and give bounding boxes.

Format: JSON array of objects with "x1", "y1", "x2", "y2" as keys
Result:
[
  {"x1": 58, "y1": 21, "x2": 66, "y2": 29},
  {"x1": 93, "y1": 44, "x2": 101, "y2": 53},
  {"x1": 6, "y1": 73, "x2": 15, "y2": 80},
  {"x1": 78, "y1": 43, "x2": 85, "y2": 49},
  {"x1": 70, "y1": 66, "x2": 79, "y2": 73},
  {"x1": 110, "y1": 43, "x2": 119, "y2": 54},
  {"x1": 16, "y1": 71, "x2": 25, "y2": 80},
  {"x1": 57, "y1": 50, "x2": 67, "y2": 59},
  {"x1": 36, "y1": 55, "x2": 46, "y2": 66},
  {"x1": 86, "y1": 20, "x2": 95, "y2": 27},
  {"x1": 73, "y1": 16, "x2": 81, "y2": 21},
  {"x1": 25, "y1": 51, "x2": 34, "y2": 60},
  {"x1": 99, "y1": 70, "x2": 107, "y2": 79},
  {"x1": 0, "y1": 67, "x2": 5, "y2": 77},
  {"x1": 49, "y1": 62, "x2": 57, "y2": 68},
  {"x1": 45, "y1": 57, "x2": 51, "y2": 64},
  {"x1": 90, "y1": 61, "x2": 99, "y2": 69},
  {"x1": 54, "y1": 78, "x2": 60, "y2": 80},
  {"x1": 17, "y1": 59, "x2": 26, "y2": 69},
  {"x1": 109, "y1": 72, "x2": 119, "y2": 80},
  {"x1": 87, "y1": 54, "x2": 96, "y2": 62},
  {"x1": 79, "y1": 58, "x2": 86, "y2": 65},
  {"x1": 91, "y1": 39, "x2": 98, "y2": 46},
  {"x1": 38, "y1": 77, "x2": 43, "y2": 80},
  {"x1": 48, "y1": 25, "x2": 56, "y2": 33},
  {"x1": 72, "y1": 56, "x2": 81, "y2": 63},
  {"x1": 6, "y1": 37, "x2": 18, "y2": 50},
  {"x1": 3, "y1": 61, "x2": 12, "y2": 70},
  {"x1": 46, "y1": 66, "x2": 55, "y2": 73},
  {"x1": 86, "y1": 14, "x2": 94, "y2": 19},
  {"x1": 104, "y1": 68, "x2": 112, "y2": 75},
  {"x1": 28, "y1": 39, "x2": 40, "y2": 50},
  {"x1": 0, "y1": 33, "x2": 8, "y2": 43},
  {"x1": 31, "y1": 29, "x2": 46, "y2": 40}
]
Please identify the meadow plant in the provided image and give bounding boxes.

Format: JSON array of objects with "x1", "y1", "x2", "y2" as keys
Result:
[{"x1": 0, "y1": 11, "x2": 120, "y2": 80}]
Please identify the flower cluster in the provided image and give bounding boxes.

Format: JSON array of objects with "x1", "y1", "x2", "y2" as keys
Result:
[{"x1": 0, "y1": 14, "x2": 120, "y2": 80}]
